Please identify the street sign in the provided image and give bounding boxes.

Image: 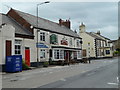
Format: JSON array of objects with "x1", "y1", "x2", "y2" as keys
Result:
[{"x1": 36, "y1": 43, "x2": 48, "y2": 48}]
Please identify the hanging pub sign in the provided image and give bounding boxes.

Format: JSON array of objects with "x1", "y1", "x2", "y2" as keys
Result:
[
  {"x1": 50, "y1": 34, "x2": 58, "y2": 44},
  {"x1": 61, "y1": 38, "x2": 68, "y2": 45}
]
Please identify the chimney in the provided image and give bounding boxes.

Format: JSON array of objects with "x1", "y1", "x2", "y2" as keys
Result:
[
  {"x1": 59, "y1": 19, "x2": 62, "y2": 26},
  {"x1": 59, "y1": 19, "x2": 71, "y2": 29},
  {"x1": 97, "y1": 31, "x2": 100, "y2": 35}
]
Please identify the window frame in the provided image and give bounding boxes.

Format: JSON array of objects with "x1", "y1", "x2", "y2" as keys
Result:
[
  {"x1": 76, "y1": 39, "x2": 80, "y2": 47},
  {"x1": 40, "y1": 32, "x2": 45, "y2": 41},
  {"x1": 15, "y1": 40, "x2": 21, "y2": 55},
  {"x1": 106, "y1": 50, "x2": 110, "y2": 54},
  {"x1": 40, "y1": 49, "x2": 46, "y2": 59},
  {"x1": 69, "y1": 38, "x2": 72, "y2": 46},
  {"x1": 77, "y1": 51, "x2": 82, "y2": 59},
  {"x1": 53, "y1": 49, "x2": 64, "y2": 60}
]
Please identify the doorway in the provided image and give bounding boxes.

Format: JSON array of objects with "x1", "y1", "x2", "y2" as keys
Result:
[
  {"x1": 25, "y1": 47, "x2": 30, "y2": 66},
  {"x1": 6, "y1": 40, "x2": 12, "y2": 57}
]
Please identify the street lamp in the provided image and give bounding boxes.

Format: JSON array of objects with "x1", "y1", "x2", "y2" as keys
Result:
[{"x1": 36, "y1": 1, "x2": 50, "y2": 67}]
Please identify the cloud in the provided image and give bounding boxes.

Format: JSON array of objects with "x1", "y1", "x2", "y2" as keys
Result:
[{"x1": 1, "y1": 2, "x2": 118, "y2": 40}]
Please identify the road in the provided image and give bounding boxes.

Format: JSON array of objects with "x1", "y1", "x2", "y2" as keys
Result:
[
  {"x1": 2, "y1": 57, "x2": 119, "y2": 89},
  {"x1": 40, "y1": 58, "x2": 118, "y2": 88}
]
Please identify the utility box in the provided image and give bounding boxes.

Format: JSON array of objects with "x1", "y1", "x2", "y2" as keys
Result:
[{"x1": 6, "y1": 55, "x2": 22, "y2": 72}]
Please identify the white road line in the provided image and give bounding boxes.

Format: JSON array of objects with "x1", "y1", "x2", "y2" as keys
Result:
[
  {"x1": 60, "y1": 78, "x2": 66, "y2": 81},
  {"x1": 117, "y1": 77, "x2": 119, "y2": 83},
  {"x1": 49, "y1": 72, "x2": 53, "y2": 74},
  {"x1": 107, "y1": 83, "x2": 118, "y2": 85}
]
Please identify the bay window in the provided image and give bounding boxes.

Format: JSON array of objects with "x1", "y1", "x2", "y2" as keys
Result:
[{"x1": 54, "y1": 49, "x2": 64, "y2": 60}]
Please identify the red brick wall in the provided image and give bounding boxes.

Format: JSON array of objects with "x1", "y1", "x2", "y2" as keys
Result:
[{"x1": 59, "y1": 19, "x2": 71, "y2": 29}]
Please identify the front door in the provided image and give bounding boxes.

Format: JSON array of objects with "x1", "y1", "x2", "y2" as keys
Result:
[
  {"x1": 82, "y1": 49, "x2": 86, "y2": 57},
  {"x1": 25, "y1": 47, "x2": 30, "y2": 66},
  {"x1": 65, "y1": 51, "x2": 70, "y2": 63},
  {"x1": 6, "y1": 40, "x2": 12, "y2": 56}
]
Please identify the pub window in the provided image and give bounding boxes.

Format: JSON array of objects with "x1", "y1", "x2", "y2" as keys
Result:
[
  {"x1": 76, "y1": 40, "x2": 80, "y2": 47},
  {"x1": 40, "y1": 49, "x2": 46, "y2": 58},
  {"x1": 40, "y1": 32, "x2": 45, "y2": 41},
  {"x1": 69, "y1": 38, "x2": 72, "y2": 46},
  {"x1": 54, "y1": 49, "x2": 64, "y2": 59},
  {"x1": 77, "y1": 51, "x2": 81, "y2": 59}
]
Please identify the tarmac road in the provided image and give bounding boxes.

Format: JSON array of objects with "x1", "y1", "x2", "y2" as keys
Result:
[
  {"x1": 2, "y1": 57, "x2": 119, "y2": 89},
  {"x1": 39, "y1": 58, "x2": 118, "y2": 88}
]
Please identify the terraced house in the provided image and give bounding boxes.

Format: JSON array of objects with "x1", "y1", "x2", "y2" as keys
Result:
[
  {"x1": 0, "y1": 8, "x2": 82, "y2": 68},
  {"x1": 79, "y1": 23, "x2": 113, "y2": 58}
]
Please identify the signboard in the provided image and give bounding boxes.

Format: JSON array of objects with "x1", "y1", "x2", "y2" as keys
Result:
[
  {"x1": 36, "y1": 43, "x2": 48, "y2": 48},
  {"x1": 61, "y1": 39, "x2": 68, "y2": 45},
  {"x1": 50, "y1": 34, "x2": 58, "y2": 44}
]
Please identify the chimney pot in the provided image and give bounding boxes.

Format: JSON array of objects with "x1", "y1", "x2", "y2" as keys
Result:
[
  {"x1": 59, "y1": 19, "x2": 71, "y2": 29},
  {"x1": 97, "y1": 31, "x2": 101, "y2": 35}
]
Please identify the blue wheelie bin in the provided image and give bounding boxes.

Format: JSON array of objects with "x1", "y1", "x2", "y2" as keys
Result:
[{"x1": 6, "y1": 55, "x2": 22, "y2": 72}]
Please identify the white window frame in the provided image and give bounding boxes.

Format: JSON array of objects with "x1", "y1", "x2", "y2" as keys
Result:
[
  {"x1": 53, "y1": 49, "x2": 64, "y2": 60},
  {"x1": 77, "y1": 50, "x2": 82, "y2": 59},
  {"x1": 40, "y1": 49, "x2": 46, "y2": 59},
  {"x1": 40, "y1": 32, "x2": 45, "y2": 41},
  {"x1": 69, "y1": 38, "x2": 72, "y2": 46},
  {"x1": 15, "y1": 40, "x2": 21, "y2": 55},
  {"x1": 76, "y1": 39, "x2": 81, "y2": 47}
]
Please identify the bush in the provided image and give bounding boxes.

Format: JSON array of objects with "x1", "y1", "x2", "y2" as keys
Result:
[
  {"x1": 50, "y1": 61, "x2": 57, "y2": 65},
  {"x1": 115, "y1": 51, "x2": 119, "y2": 54},
  {"x1": 22, "y1": 60, "x2": 30, "y2": 70},
  {"x1": 43, "y1": 61, "x2": 49, "y2": 67}
]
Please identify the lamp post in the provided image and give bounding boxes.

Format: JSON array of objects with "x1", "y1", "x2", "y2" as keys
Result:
[{"x1": 36, "y1": 1, "x2": 50, "y2": 67}]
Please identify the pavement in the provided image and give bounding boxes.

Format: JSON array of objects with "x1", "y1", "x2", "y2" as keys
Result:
[{"x1": 1, "y1": 57, "x2": 119, "y2": 88}]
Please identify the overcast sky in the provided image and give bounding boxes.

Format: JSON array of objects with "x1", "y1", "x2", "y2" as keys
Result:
[{"x1": 1, "y1": 2, "x2": 118, "y2": 40}]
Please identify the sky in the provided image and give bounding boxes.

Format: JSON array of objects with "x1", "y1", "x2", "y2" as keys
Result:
[{"x1": 1, "y1": 1, "x2": 118, "y2": 40}]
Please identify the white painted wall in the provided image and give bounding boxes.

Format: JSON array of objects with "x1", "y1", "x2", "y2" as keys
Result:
[
  {"x1": 34, "y1": 29, "x2": 82, "y2": 61},
  {"x1": 80, "y1": 33, "x2": 96, "y2": 58},
  {"x1": 0, "y1": 24, "x2": 15, "y2": 65},
  {"x1": 49, "y1": 32, "x2": 82, "y2": 49}
]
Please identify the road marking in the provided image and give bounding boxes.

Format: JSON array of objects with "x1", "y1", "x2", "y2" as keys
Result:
[
  {"x1": 107, "y1": 83, "x2": 118, "y2": 85},
  {"x1": 49, "y1": 72, "x2": 53, "y2": 74},
  {"x1": 117, "y1": 77, "x2": 119, "y2": 83},
  {"x1": 87, "y1": 72, "x2": 95, "y2": 76},
  {"x1": 60, "y1": 78, "x2": 66, "y2": 81},
  {"x1": 10, "y1": 78, "x2": 18, "y2": 82}
]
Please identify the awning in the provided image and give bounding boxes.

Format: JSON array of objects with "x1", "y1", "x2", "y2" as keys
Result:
[{"x1": 36, "y1": 43, "x2": 49, "y2": 48}]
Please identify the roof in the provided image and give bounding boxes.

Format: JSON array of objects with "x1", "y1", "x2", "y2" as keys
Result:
[
  {"x1": 13, "y1": 9, "x2": 81, "y2": 38},
  {"x1": 96, "y1": 34, "x2": 110, "y2": 40},
  {"x1": 1, "y1": 13, "x2": 33, "y2": 36},
  {"x1": 86, "y1": 32, "x2": 105, "y2": 41}
]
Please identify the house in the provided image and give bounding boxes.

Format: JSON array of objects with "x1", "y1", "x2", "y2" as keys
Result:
[
  {"x1": 0, "y1": 8, "x2": 82, "y2": 68},
  {"x1": 79, "y1": 23, "x2": 113, "y2": 59},
  {"x1": 110, "y1": 37, "x2": 120, "y2": 56},
  {"x1": 0, "y1": 13, "x2": 34, "y2": 70}
]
